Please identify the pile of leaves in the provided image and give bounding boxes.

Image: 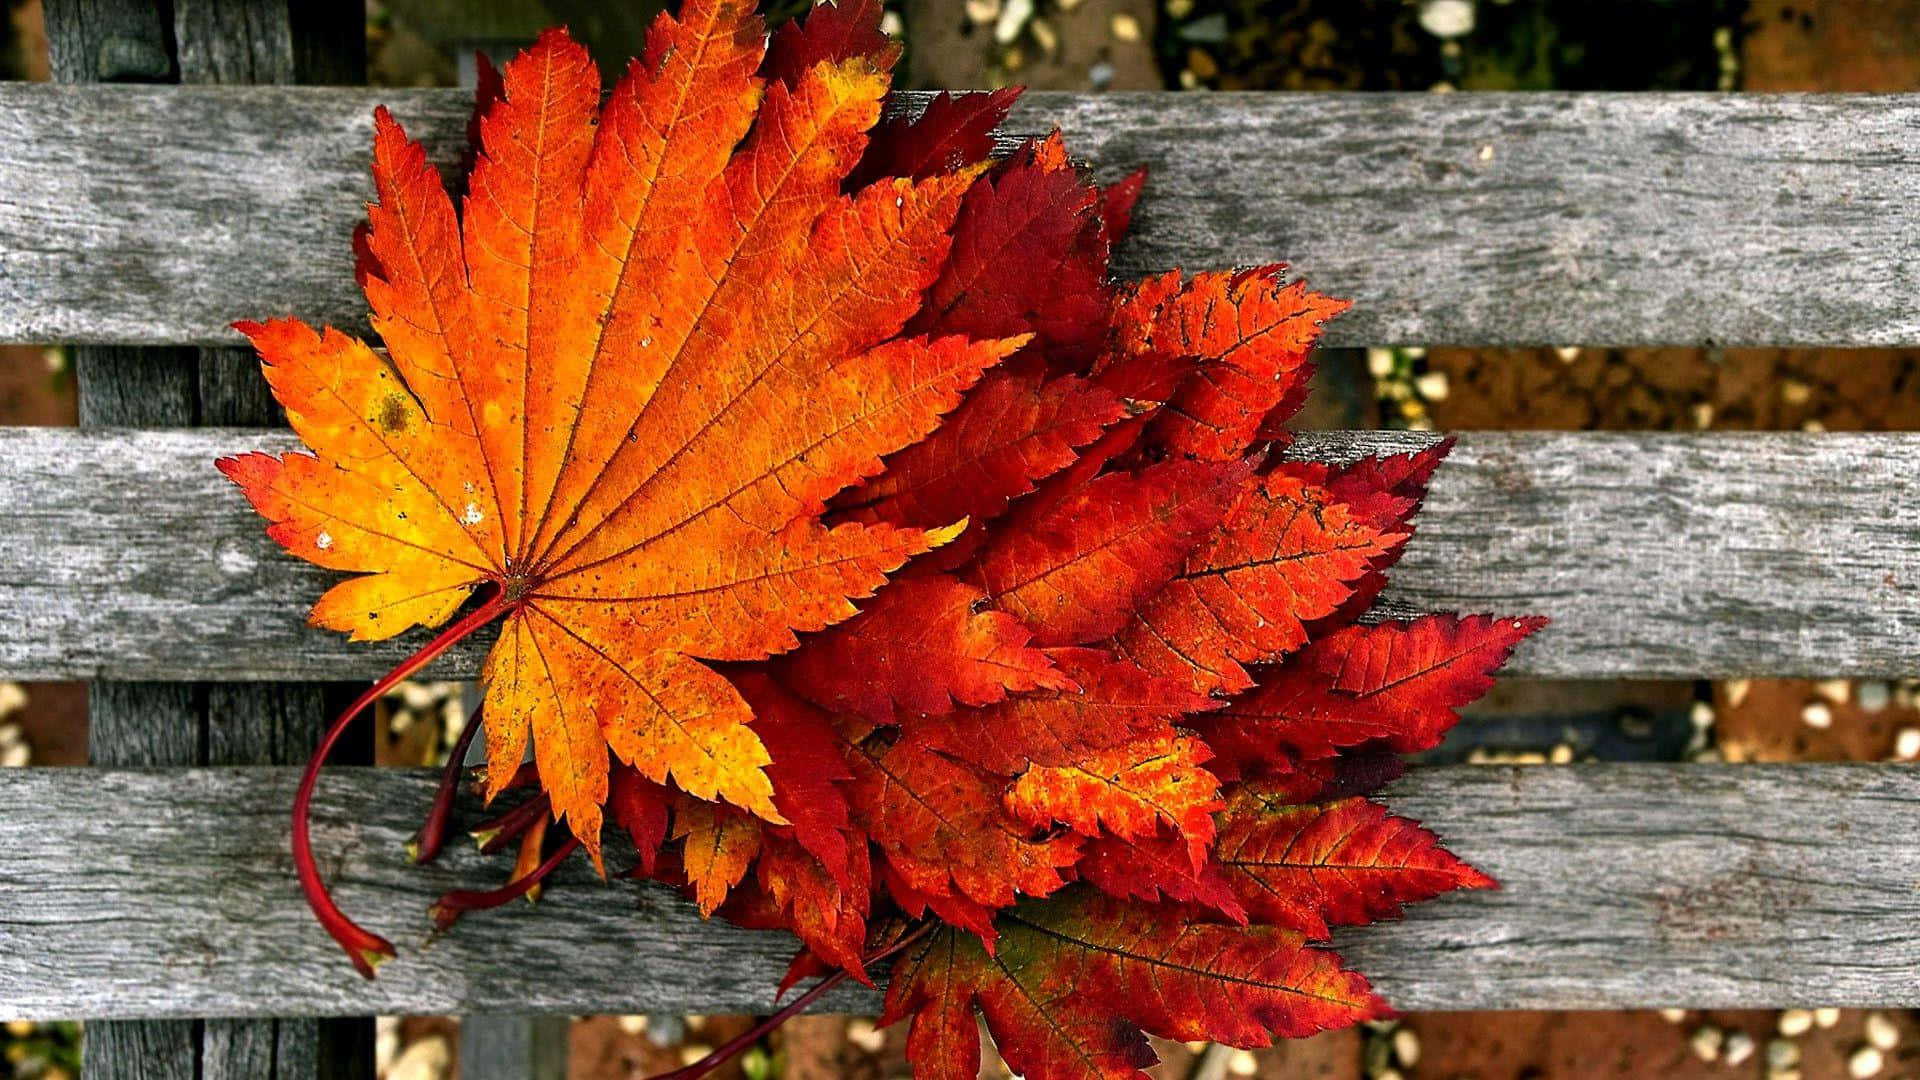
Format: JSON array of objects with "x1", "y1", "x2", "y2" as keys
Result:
[{"x1": 219, "y1": 1, "x2": 1542, "y2": 1076}]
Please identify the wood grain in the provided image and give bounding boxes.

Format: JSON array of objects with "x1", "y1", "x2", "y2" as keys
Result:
[
  {"x1": 2, "y1": 427, "x2": 1916, "y2": 680},
  {"x1": 2, "y1": 88, "x2": 1917, "y2": 347},
  {"x1": 1, "y1": 763, "x2": 1913, "y2": 1017},
  {"x1": 46, "y1": 2, "x2": 373, "y2": 1076}
]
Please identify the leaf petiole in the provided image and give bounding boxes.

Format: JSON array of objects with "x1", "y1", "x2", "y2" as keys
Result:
[
  {"x1": 429, "y1": 833, "x2": 581, "y2": 930},
  {"x1": 293, "y1": 583, "x2": 514, "y2": 978},
  {"x1": 471, "y1": 791, "x2": 553, "y2": 855},
  {"x1": 407, "y1": 699, "x2": 486, "y2": 865}
]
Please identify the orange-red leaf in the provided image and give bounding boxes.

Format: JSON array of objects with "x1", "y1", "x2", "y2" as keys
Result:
[
  {"x1": 913, "y1": 135, "x2": 1115, "y2": 359},
  {"x1": 883, "y1": 890, "x2": 1386, "y2": 1080},
  {"x1": 1078, "y1": 829, "x2": 1247, "y2": 922},
  {"x1": 854, "y1": 87, "x2": 1023, "y2": 187},
  {"x1": 787, "y1": 574, "x2": 1075, "y2": 723},
  {"x1": 1212, "y1": 790, "x2": 1495, "y2": 938},
  {"x1": 1099, "y1": 168, "x2": 1147, "y2": 252},
  {"x1": 1203, "y1": 614, "x2": 1548, "y2": 767},
  {"x1": 843, "y1": 731, "x2": 1080, "y2": 938},
  {"x1": 763, "y1": 0, "x2": 899, "y2": 85},
  {"x1": 608, "y1": 766, "x2": 672, "y2": 876},
  {"x1": 910, "y1": 647, "x2": 1213, "y2": 776},
  {"x1": 736, "y1": 672, "x2": 857, "y2": 884},
  {"x1": 224, "y1": 12, "x2": 1029, "y2": 861},
  {"x1": 724, "y1": 830, "x2": 875, "y2": 980},
  {"x1": 1004, "y1": 731, "x2": 1222, "y2": 867},
  {"x1": 1098, "y1": 267, "x2": 1346, "y2": 461},
  {"x1": 970, "y1": 458, "x2": 1250, "y2": 646},
  {"x1": 1280, "y1": 441, "x2": 1453, "y2": 623},
  {"x1": 835, "y1": 364, "x2": 1127, "y2": 533},
  {"x1": 1113, "y1": 469, "x2": 1404, "y2": 696},
  {"x1": 673, "y1": 796, "x2": 763, "y2": 915}
]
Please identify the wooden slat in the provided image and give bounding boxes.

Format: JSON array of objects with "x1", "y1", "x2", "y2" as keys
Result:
[
  {"x1": 2, "y1": 87, "x2": 1918, "y2": 347},
  {"x1": 1, "y1": 762, "x2": 1915, "y2": 1017},
  {"x1": 3, "y1": 426, "x2": 1917, "y2": 680},
  {"x1": 47, "y1": 1, "x2": 376, "y2": 1077}
]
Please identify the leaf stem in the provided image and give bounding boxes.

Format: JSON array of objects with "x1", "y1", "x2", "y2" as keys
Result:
[
  {"x1": 294, "y1": 583, "x2": 513, "y2": 978},
  {"x1": 408, "y1": 699, "x2": 486, "y2": 865},
  {"x1": 472, "y1": 791, "x2": 553, "y2": 855},
  {"x1": 429, "y1": 834, "x2": 581, "y2": 930},
  {"x1": 644, "y1": 921, "x2": 935, "y2": 1080}
]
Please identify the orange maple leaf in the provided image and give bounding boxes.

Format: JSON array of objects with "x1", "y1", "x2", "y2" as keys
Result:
[{"x1": 221, "y1": 5, "x2": 1022, "y2": 973}]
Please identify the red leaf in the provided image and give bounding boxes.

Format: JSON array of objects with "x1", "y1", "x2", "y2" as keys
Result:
[
  {"x1": 465, "y1": 51, "x2": 506, "y2": 164},
  {"x1": 1213, "y1": 790, "x2": 1494, "y2": 939},
  {"x1": 1099, "y1": 268, "x2": 1346, "y2": 461},
  {"x1": 1113, "y1": 469, "x2": 1405, "y2": 696},
  {"x1": 913, "y1": 135, "x2": 1113, "y2": 359},
  {"x1": 835, "y1": 364, "x2": 1126, "y2": 533},
  {"x1": 855, "y1": 87, "x2": 1023, "y2": 186},
  {"x1": 1203, "y1": 614, "x2": 1548, "y2": 765},
  {"x1": 1286, "y1": 441, "x2": 1454, "y2": 623},
  {"x1": 1255, "y1": 749, "x2": 1408, "y2": 803},
  {"x1": 1004, "y1": 731, "x2": 1222, "y2": 867},
  {"x1": 1323, "y1": 441, "x2": 1453, "y2": 528},
  {"x1": 786, "y1": 574, "x2": 1075, "y2": 724},
  {"x1": 1100, "y1": 167, "x2": 1148, "y2": 252},
  {"x1": 763, "y1": 0, "x2": 899, "y2": 85},
  {"x1": 607, "y1": 766, "x2": 671, "y2": 875},
  {"x1": 883, "y1": 889, "x2": 1386, "y2": 1079},
  {"x1": 731, "y1": 830, "x2": 876, "y2": 980},
  {"x1": 736, "y1": 673, "x2": 856, "y2": 885},
  {"x1": 844, "y1": 731, "x2": 1081, "y2": 939},
  {"x1": 971, "y1": 458, "x2": 1250, "y2": 646},
  {"x1": 1078, "y1": 829, "x2": 1248, "y2": 923},
  {"x1": 910, "y1": 647, "x2": 1214, "y2": 776}
]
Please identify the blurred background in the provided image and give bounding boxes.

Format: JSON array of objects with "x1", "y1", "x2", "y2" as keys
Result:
[{"x1": 3, "y1": 0, "x2": 1919, "y2": 1077}]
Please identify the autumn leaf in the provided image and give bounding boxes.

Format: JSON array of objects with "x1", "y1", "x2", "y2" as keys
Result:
[
  {"x1": 784, "y1": 573, "x2": 1075, "y2": 724},
  {"x1": 224, "y1": 5, "x2": 1024, "y2": 973},
  {"x1": 607, "y1": 766, "x2": 672, "y2": 877},
  {"x1": 843, "y1": 728, "x2": 1081, "y2": 939},
  {"x1": 913, "y1": 134, "x2": 1116, "y2": 359},
  {"x1": 1202, "y1": 614, "x2": 1549, "y2": 768},
  {"x1": 907, "y1": 647, "x2": 1213, "y2": 776},
  {"x1": 883, "y1": 889, "x2": 1386, "y2": 1080},
  {"x1": 1077, "y1": 829, "x2": 1248, "y2": 923},
  {"x1": 1211, "y1": 788, "x2": 1495, "y2": 939},
  {"x1": 969, "y1": 457, "x2": 1250, "y2": 646},
  {"x1": 852, "y1": 86, "x2": 1024, "y2": 188},
  {"x1": 725, "y1": 829, "x2": 875, "y2": 979},
  {"x1": 1102, "y1": 268, "x2": 1347, "y2": 461},
  {"x1": 1112, "y1": 468, "x2": 1407, "y2": 697},
  {"x1": 674, "y1": 796, "x2": 763, "y2": 916},
  {"x1": 832, "y1": 363, "x2": 1127, "y2": 534},
  {"x1": 1004, "y1": 731, "x2": 1222, "y2": 866},
  {"x1": 229, "y1": 3, "x2": 1544, "y2": 1062},
  {"x1": 734, "y1": 672, "x2": 859, "y2": 884}
]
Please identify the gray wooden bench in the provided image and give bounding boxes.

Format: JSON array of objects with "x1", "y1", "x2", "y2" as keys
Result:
[{"x1": 4, "y1": 6, "x2": 1920, "y2": 1074}]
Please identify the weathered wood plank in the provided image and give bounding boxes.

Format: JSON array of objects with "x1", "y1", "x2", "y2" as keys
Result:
[
  {"x1": 0, "y1": 763, "x2": 1913, "y2": 1017},
  {"x1": 51, "y1": 2, "x2": 374, "y2": 1076},
  {"x1": 2, "y1": 427, "x2": 1916, "y2": 680},
  {"x1": 2, "y1": 87, "x2": 1918, "y2": 347}
]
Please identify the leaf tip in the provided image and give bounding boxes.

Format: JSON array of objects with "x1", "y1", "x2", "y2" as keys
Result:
[{"x1": 925, "y1": 518, "x2": 969, "y2": 549}]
